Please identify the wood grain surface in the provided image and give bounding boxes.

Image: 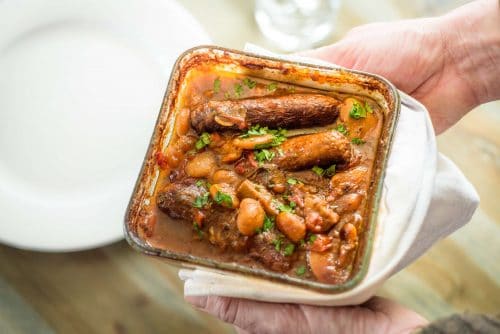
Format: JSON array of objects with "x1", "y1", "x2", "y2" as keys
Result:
[{"x1": 1, "y1": 1, "x2": 498, "y2": 333}]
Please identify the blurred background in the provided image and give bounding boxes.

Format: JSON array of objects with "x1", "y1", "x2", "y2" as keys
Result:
[{"x1": 1, "y1": 0, "x2": 499, "y2": 333}]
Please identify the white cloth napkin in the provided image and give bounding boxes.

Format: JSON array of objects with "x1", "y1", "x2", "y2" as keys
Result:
[{"x1": 179, "y1": 45, "x2": 479, "y2": 306}]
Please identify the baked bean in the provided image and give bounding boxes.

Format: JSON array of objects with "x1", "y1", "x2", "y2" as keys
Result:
[
  {"x1": 276, "y1": 212, "x2": 306, "y2": 243},
  {"x1": 185, "y1": 151, "x2": 217, "y2": 178},
  {"x1": 237, "y1": 198, "x2": 265, "y2": 236}
]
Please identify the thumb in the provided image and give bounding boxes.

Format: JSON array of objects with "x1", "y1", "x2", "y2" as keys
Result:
[{"x1": 298, "y1": 43, "x2": 357, "y2": 69}]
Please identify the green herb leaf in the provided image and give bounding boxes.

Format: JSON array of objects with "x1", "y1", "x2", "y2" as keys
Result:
[
  {"x1": 295, "y1": 265, "x2": 306, "y2": 276},
  {"x1": 195, "y1": 132, "x2": 211, "y2": 150},
  {"x1": 272, "y1": 238, "x2": 282, "y2": 251},
  {"x1": 289, "y1": 201, "x2": 296, "y2": 209},
  {"x1": 287, "y1": 178, "x2": 298, "y2": 185},
  {"x1": 267, "y1": 82, "x2": 278, "y2": 91},
  {"x1": 283, "y1": 243, "x2": 295, "y2": 256},
  {"x1": 213, "y1": 77, "x2": 221, "y2": 93},
  {"x1": 193, "y1": 222, "x2": 204, "y2": 238},
  {"x1": 224, "y1": 91, "x2": 231, "y2": 99},
  {"x1": 270, "y1": 128, "x2": 287, "y2": 146},
  {"x1": 254, "y1": 149, "x2": 275, "y2": 165},
  {"x1": 192, "y1": 192, "x2": 210, "y2": 208},
  {"x1": 243, "y1": 77, "x2": 257, "y2": 89},
  {"x1": 214, "y1": 191, "x2": 233, "y2": 207},
  {"x1": 195, "y1": 180, "x2": 205, "y2": 187},
  {"x1": 242, "y1": 124, "x2": 267, "y2": 137},
  {"x1": 277, "y1": 202, "x2": 294, "y2": 213},
  {"x1": 299, "y1": 239, "x2": 305, "y2": 247},
  {"x1": 263, "y1": 215, "x2": 274, "y2": 232},
  {"x1": 324, "y1": 164, "x2": 336, "y2": 177},
  {"x1": 312, "y1": 166, "x2": 325, "y2": 176},
  {"x1": 234, "y1": 83, "x2": 243, "y2": 97},
  {"x1": 349, "y1": 101, "x2": 367, "y2": 119},
  {"x1": 308, "y1": 234, "x2": 317, "y2": 244},
  {"x1": 241, "y1": 125, "x2": 287, "y2": 148},
  {"x1": 352, "y1": 137, "x2": 365, "y2": 145},
  {"x1": 335, "y1": 123, "x2": 348, "y2": 135},
  {"x1": 277, "y1": 148, "x2": 284, "y2": 157}
]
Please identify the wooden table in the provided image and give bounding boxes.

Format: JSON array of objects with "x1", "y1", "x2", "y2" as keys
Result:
[{"x1": 1, "y1": 1, "x2": 499, "y2": 333}]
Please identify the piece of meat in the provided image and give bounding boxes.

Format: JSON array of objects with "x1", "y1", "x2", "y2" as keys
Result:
[
  {"x1": 157, "y1": 179, "x2": 249, "y2": 251},
  {"x1": 249, "y1": 231, "x2": 295, "y2": 272},
  {"x1": 205, "y1": 209, "x2": 249, "y2": 251},
  {"x1": 329, "y1": 166, "x2": 368, "y2": 198},
  {"x1": 272, "y1": 131, "x2": 352, "y2": 171},
  {"x1": 156, "y1": 180, "x2": 204, "y2": 220},
  {"x1": 191, "y1": 94, "x2": 340, "y2": 133}
]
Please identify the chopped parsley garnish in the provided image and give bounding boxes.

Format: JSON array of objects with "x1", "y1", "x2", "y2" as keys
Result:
[
  {"x1": 289, "y1": 201, "x2": 296, "y2": 209},
  {"x1": 295, "y1": 265, "x2": 306, "y2": 276},
  {"x1": 254, "y1": 149, "x2": 275, "y2": 165},
  {"x1": 277, "y1": 202, "x2": 294, "y2": 213},
  {"x1": 308, "y1": 234, "x2": 317, "y2": 243},
  {"x1": 312, "y1": 165, "x2": 335, "y2": 177},
  {"x1": 277, "y1": 148, "x2": 284, "y2": 156},
  {"x1": 213, "y1": 77, "x2": 221, "y2": 93},
  {"x1": 224, "y1": 91, "x2": 231, "y2": 99},
  {"x1": 336, "y1": 123, "x2": 348, "y2": 135},
  {"x1": 270, "y1": 129, "x2": 287, "y2": 147},
  {"x1": 352, "y1": 137, "x2": 365, "y2": 145},
  {"x1": 242, "y1": 124, "x2": 268, "y2": 137},
  {"x1": 267, "y1": 82, "x2": 278, "y2": 91},
  {"x1": 287, "y1": 178, "x2": 298, "y2": 185},
  {"x1": 272, "y1": 238, "x2": 282, "y2": 251},
  {"x1": 263, "y1": 215, "x2": 274, "y2": 232},
  {"x1": 193, "y1": 222, "x2": 203, "y2": 238},
  {"x1": 192, "y1": 192, "x2": 210, "y2": 208},
  {"x1": 324, "y1": 164, "x2": 336, "y2": 177},
  {"x1": 312, "y1": 166, "x2": 324, "y2": 176},
  {"x1": 234, "y1": 83, "x2": 243, "y2": 97},
  {"x1": 195, "y1": 179, "x2": 211, "y2": 188},
  {"x1": 349, "y1": 101, "x2": 367, "y2": 119},
  {"x1": 243, "y1": 77, "x2": 257, "y2": 89},
  {"x1": 195, "y1": 132, "x2": 211, "y2": 150},
  {"x1": 283, "y1": 244, "x2": 295, "y2": 256},
  {"x1": 241, "y1": 125, "x2": 287, "y2": 148},
  {"x1": 214, "y1": 191, "x2": 233, "y2": 207}
]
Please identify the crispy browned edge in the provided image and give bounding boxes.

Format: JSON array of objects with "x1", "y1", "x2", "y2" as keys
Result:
[{"x1": 124, "y1": 46, "x2": 399, "y2": 292}]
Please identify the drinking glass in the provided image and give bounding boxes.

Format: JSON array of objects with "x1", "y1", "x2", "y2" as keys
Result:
[{"x1": 254, "y1": 0, "x2": 341, "y2": 52}]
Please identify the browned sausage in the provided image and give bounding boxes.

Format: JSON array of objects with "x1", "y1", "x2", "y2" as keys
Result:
[
  {"x1": 190, "y1": 94, "x2": 340, "y2": 133},
  {"x1": 272, "y1": 131, "x2": 352, "y2": 171}
]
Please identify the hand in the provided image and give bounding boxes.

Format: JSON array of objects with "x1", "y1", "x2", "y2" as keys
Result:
[
  {"x1": 302, "y1": 0, "x2": 500, "y2": 134},
  {"x1": 186, "y1": 295, "x2": 427, "y2": 334}
]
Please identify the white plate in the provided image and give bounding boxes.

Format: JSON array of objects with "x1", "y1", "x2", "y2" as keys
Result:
[{"x1": 0, "y1": 0, "x2": 211, "y2": 251}]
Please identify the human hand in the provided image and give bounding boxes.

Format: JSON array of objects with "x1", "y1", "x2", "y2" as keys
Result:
[
  {"x1": 302, "y1": 0, "x2": 500, "y2": 134},
  {"x1": 186, "y1": 295, "x2": 427, "y2": 334}
]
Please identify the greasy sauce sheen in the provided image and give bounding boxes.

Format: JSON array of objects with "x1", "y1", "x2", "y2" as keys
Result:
[{"x1": 147, "y1": 67, "x2": 383, "y2": 284}]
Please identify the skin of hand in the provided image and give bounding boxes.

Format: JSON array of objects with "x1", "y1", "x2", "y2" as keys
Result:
[
  {"x1": 184, "y1": 1, "x2": 500, "y2": 333},
  {"x1": 302, "y1": 0, "x2": 500, "y2": 134},
  {"x1": 185, "y1": 295, "x2": 427, "y2": 334}
]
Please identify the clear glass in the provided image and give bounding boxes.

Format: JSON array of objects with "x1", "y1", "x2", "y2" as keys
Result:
[{"x1": 254, "y1": 0, "x2": 341, "y2": 52}]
